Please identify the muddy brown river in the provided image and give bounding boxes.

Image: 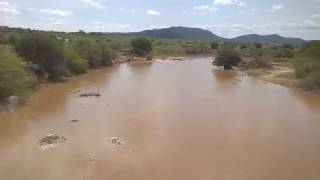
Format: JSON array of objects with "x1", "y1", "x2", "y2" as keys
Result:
[{"x1": 1, "y1": 57, "x2": 320, "y2": 180}]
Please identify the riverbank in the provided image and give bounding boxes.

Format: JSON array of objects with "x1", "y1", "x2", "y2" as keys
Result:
[
  {"x1": 242, "y1": 61, "x2": 298, "y2": 87},
  {"x1": 240, "y1": 60, "x2": 320, "y2": 95}
]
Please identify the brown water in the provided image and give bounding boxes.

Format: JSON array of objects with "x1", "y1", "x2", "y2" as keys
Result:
[{"x1": 1, "y1": 57, "x2": 320, "y2": 180}]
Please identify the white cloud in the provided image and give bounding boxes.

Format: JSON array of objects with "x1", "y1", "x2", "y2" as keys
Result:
[
  {"x1": 213, "y1": 0, "x2": 246, "y2": 6},
  {"x1": 40, "y1": 9, "x2": 73, "y2": 17},
  {"x1": 148, "y1": 25, "x2": 169, "y2": 29},
  {"x1": 82, "y1": 0, "x2": 105, "y2": 9},
  {"x1": 0, "y1": 1, "x2": 20, "y2": 16},
  {"x1": 92, "y1": 22, "x2": 132, "y2": 32},
  {"x1": 193, "y1": 0, "x2": 245, "y2": 12},
  {"x1": 193, "y1": 5, "x2": 218, "y2": 11},
  {"x1": 120, "y1": 8, "x2": 137, "y2": 13},
  {"x1": 146, "y1": 10, "x2": 160, "y2": 16},
  {"x1": 272, "y1": 4, "x2": 284, "y2": 12},
  {"x1": 52, "y1": 20, "x2": 66, "y2": 26}
]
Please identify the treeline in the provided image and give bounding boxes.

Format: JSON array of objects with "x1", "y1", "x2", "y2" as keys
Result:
[
  {"x1": 0, "y1": 31, "x2": 116, "y2": 101},
  {"x1": 294, "y1": 41, "x2": 320, "y2": 89},
  {"x1": 212, "y1": 40, "x2": 320, "y2": 89}
]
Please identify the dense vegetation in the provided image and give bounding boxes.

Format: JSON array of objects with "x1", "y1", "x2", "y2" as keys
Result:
[
  {"x1": 0, "y1": 46, "x2": 34, "y2": 100},
  {"x1": 0, "y1": 29, "x2": 117, "y2": 101},
  {"x1": 213, "y1": 48, "x2": 241, "y2": 69},
  {"x1": 131, "y1": 38, "x2": 152, "y2": 56},
  {"x1": 294, "y1": 41, "x2": 320, "y2": 88}
]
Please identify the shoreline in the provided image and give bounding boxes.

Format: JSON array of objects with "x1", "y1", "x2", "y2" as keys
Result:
[{"x1": 1, "y1": 55, "x2": 319, "y2": 111}]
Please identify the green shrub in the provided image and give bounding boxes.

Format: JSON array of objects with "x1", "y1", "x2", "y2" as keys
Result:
[
  {"x1": 131, "y1": 38, "x2": 152, "y2": 56},
  {"x1": 254, "y1": 43, "x2": 262, "y2": 49},
  {"x1": 0, "y1": 47, "x2": 34, "y2": 100},
  {"x1": 185, "y1": 43, "x2": 210, "y2": 54},
  {"x1": 273, "y1": 48, "x2": 294, "y2": 58},
  {"x1": 213, "y1": 48, "x2": 241, "y2": 69},
  {"x1": 75, "y1": 39, "x2": 114, "y2": 67},
  {"x1": 14, "y1": 32, "x2": 65, "y2": 80},
  {"x1": 294, "y1": 41, "x2": 320, "y2": 88},
  {"x1": 210, "y1": 42, "x2": 219, "y2": 49},
  {"x1": 64, "y1": 48, "x2": 88, "y2": 75}
]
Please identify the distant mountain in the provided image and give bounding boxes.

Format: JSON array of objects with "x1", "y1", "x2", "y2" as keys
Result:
[
  {"x1": 105, "y1": 26, "x2": 224, "y2": 41},
  {"x1": 230, "y1": 34, "x2": 306, "y2": 46},
  {"x1": 105, "y1": 27, "x2": 306, "y2": 46},
  {"x1": 136, "y1": 27, "x2": 224, "y2": 41}
]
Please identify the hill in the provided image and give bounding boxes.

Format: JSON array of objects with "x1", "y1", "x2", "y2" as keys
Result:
[
  {"x1": 135, "y1": 26, "x2": 224, "y2": 41},
  {"x1": 230, "y1": 34, "x2": 306, "y2": 46}
]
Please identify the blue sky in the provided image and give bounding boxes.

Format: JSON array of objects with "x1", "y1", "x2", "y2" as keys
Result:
[{"x1": 1, "y1": 0, "x2": 320, "y2": 39}]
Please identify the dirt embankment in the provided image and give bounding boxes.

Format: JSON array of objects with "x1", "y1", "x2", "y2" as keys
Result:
[{"x1": 244, "y1": 62, "x2": 297, "y2": 87}]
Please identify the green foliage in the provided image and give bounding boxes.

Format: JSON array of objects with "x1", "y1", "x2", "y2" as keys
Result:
[
  {"x1": 254, "y1": 42, "x2": 262, "y2": 49},
  {"x1": 64, "y1": 48, "x2": 88, "y2": 75},
  {"x1": 75, "y1": 39, "x2": 114, "y2": 67},
  {"x1": 185, "y1": 42, "x2": 210, "y2": 54},
  {"x1": 294, "y1": 41, "x2": 320, "y2": 88},
  {"x1": 239, "y1": 44, "x2": 247, "y2": 49},
  {"x1": 131, "y1": 38, "x2": 152, "y2": 56},
  {"x1": 14, "y1": 32, "x2": 65, "y2": 80},
  {"x1": 298, "y1": 41, "x2": 320, "y2": 58},
  {"x1": 213, "y1": 48, "x2": 241, "y2": 69},
  {"x1": 210, "y1": 42, "x2": 219, "y2": 49},
  {"x1": 282, "y1": 44, "x2": 293, "y2": 49},
  {"x1": 0, "y1": 47, "x2": 34, "y2": 100},
  {"x1": 273, "y1": 48, "x2": 294, "y2": 58}
]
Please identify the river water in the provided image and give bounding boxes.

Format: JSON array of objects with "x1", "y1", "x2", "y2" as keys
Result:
[{"x1": 1, "y1": 57, "x2": 320, "y2": 180}]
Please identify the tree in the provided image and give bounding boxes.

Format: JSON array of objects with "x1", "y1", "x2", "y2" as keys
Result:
[
  {"x1": 75, "y1": 39, "x2": 114, "y2": 67},
  {"x1": 254, "y1": 42, "x2": 262, "y2": 49},
  {"x1": 131, "y1": 38, "x2": 152, "y2": 56},
  {"x1": 0, "y1": 47, "x2": 34, "y2": 100},
  {"x1": 64, "y1": 48, "x2": 88, "y2": 75},
  {"x1": 210, "y1": 42, "x2": 219, "y2": 49},
  {"x1": 282, "y1": 44, "x2": 293, "y2": 49},
  {"x1": 213, "y1": 48, "x2": 241, "y2": 70},
  {"x1": 15, "y1": 32, "x2": 65, "y2": 80}
]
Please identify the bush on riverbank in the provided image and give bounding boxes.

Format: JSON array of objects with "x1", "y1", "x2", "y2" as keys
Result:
[
  {"x1": 294, "y1": 41, "x2": 320, "y2": 88},
  {"x1": 0, "y1": 46, "x2": 34, "y2": 100},
  {"x1": 131, "y1": 38, "x2": 152, "y2": 56},
  {"x1": 64, "y1": 48, "x2": 88, "y2": 75},
  {"x1": 14, "y1": 32, "x2": 66, "y2": 80},
  {"x1": 213, "y1": 48, "x2": 241, "y2": 69},
  {"x1": 75, "y1": 39, "x2": 114, "y2": 67}
]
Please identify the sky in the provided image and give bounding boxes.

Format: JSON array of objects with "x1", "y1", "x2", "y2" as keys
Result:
[{"x1": 0, "y1": 0, "x2": 320, "y2": 40}]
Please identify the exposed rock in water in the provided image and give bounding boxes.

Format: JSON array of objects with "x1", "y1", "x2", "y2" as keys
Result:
[
  {"x1": 70, "y1": 119, "x2": 80, "y2": 123},
  {"x1": 170, "y1": 57, "x2": 183, "y2": 61},
  {"x1": 0, "y1": 96, "x2": 23, "y2": 112},
  {"x1": 38, "y1": 134, "x2": 66, "y2": 150},
  {"x1": 79, "y1": 92, "x2": 101, "y2": 97},
  {"x1": 110, "y1": 137, "x2": 124, "y2": 146}
]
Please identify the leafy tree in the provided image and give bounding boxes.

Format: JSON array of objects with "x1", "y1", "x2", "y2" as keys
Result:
[
  {"x1": 131, "y1": 38, "x2": 152, "y2": 56},
  {"x1": 210, "y1": 42, "x2": 219, "y2": 49},
  {"x1": 0, "y1": 47, "x2": 34, "y2": 100},
  {"x1": 240, "y1": 44, "x2": 247, "y2": 49},
  {"x1": 75, "y1": 39, "x2": 114, "y2": 67},
  {"x1": 64, "y1": 48, "x2": 88, "y2": 75},
  {"x1": 282, "y1": 44, "x2": 293, "y2": 49},
  {"x1": 213, "y1": 48, "x2": 241, "y2": 69},
  {"x1": 254, "y1": 42, "x2": 262, "y2": 49},
  {"x1": 15, "y1": 32, "x2": 65, "y2": 80}
]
